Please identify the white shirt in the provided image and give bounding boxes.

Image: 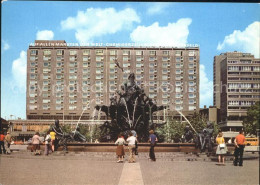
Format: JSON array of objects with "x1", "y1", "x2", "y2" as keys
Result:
[{"x1": 127, "y1": 136, "x2": 136, "y2": 145}]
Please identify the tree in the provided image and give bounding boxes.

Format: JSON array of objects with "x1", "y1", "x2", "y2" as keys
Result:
[
  {"x1": 243, "y1": 102, "x2": 260, "y2": 136},
  {"x1": 156, "y1": 118, "x2": 185, "y2": 143}
]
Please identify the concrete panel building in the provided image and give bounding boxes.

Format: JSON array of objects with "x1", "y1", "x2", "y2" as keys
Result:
[
  {"x1": 27, "y1": 40, "x2": 200, "y2": 121},
  {"x1": 213, "y1": 51, "x2": 260, "y2": 136}
]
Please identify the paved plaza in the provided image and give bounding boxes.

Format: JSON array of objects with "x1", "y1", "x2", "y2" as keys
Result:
[{"x1": 0, "y1": 148, "x2": 259, "y2": 185}]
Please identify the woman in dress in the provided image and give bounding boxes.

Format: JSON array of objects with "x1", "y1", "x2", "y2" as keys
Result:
[{"x1": 216, "y1": 131, "x2": 227, "y2": 165}]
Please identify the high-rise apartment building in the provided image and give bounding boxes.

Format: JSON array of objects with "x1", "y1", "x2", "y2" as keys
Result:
[
  {"x1": 214, "y1": 51, "x2": 260, "y2": 134},
  {"x1": 27, "y1": 40, "x2": 200, "y2": 120}
]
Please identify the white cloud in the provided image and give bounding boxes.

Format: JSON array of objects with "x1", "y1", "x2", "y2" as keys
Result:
[
  {"x1": 199, "y1": 64, "x2": 213, "y2": 107},
  {"x1": 36, "y1": 30, "x2": 54, "y2": 40},
  {"x1": 2, "y1": 40, "x2": 10, "y2": 51},
  {"x1": 217, "y1": 21, "x2": 260, "y2": 58},
  {"x1": 147, "y1": 3, "x2": 170, "y2": 15},
  {"x1": 60, "y1": 7, "x2": 140, "y2": 43},
  {"x1": 12, "y1": 51, "x2": 27, "y2": 90},
  {"x1": 130, "y1": 18, "x2": 192, "y2": 46}
]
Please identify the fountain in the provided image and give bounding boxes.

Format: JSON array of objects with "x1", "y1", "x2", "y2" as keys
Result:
[{"x1": 95, "y1": 71, "x2": 166, "y2": 142}]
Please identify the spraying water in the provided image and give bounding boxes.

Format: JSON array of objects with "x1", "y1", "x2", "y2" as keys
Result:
[
  {"x1": 122, "y1": 98, "x2": 131, "y2": 126},
  {"x1": 132, "y1": 97, "x2": 138, "y2": 125},
  {"x1": 73, "y1": 99, "x2": 95, "y2": 137},
  {"x1": 176, "y1": 110, "x2": 197, "y2": 134}
]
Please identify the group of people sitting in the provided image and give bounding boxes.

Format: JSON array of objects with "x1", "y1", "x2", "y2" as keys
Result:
[{"x1": 115, "y1": 130, "x2": 158, "y2": 163}]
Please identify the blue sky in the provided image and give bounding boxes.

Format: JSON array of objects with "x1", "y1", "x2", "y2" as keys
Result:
[{"x1": 1, "y1": 2, "x2": 259, "y2": 119}]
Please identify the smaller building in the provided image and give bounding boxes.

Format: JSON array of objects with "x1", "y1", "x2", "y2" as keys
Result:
[{"x1": 199, "y1": 105, "x2": 220, "y2": 124}]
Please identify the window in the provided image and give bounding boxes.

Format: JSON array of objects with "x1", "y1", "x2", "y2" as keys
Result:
[
  {"x1": 162, "y1": 75, "x2": 168, "y2": 80},
  {"x1": 110, "y1": 68, "x2": 116, "y2": 73},
  {"x1": 149, "y1": 51, "x2": 156, "y2": 55},
  {"x1": 162, "y1": 99, "x2": 168, "y2": 105},
  {"x1": 56, "y1": 105, "x2": 63, "y2": 110},
  {"x1": 31, "y1": 68, "x2": 35, "y2": 73},
  {"x1": 162, "y1": 57, "x2": 169, "y2": 61},
  {"x1": 189, "y1": 100, "x2": 194, "y2": 104},
  {"x1": 83, "y1": 62, "x2": 89, "y2": 68},
  {"x1": 83, "y1": 69, "x2": 90, "y2": 73},
  {"x1": 57, "y1": 50, "x2": 64, "y2": 55},
  {"x1": 189, "y1": 70, "x2": 194, "y2": 74},
  {"x1": 69, "y1": 105, "x2": 77, "y2": 110},
  {"x1": 162, "y1": 63, "x2": 168, "y2": 68},
  {"x1": 149, "y1": 57, "x2": 155, "y2": 61},
  {"x1": 123, "y1": 56, "x2": 129, "y2": 61},
  {"x1": 176, "y1": 81, "x2": 181, "y2": 86},
  {"x1": 69, "y1": 56, "x2": 76, "y2": 62},
  {"x1": 175, "y1": 106, "x2": 183, "y2": 110},
  {"x1": 189, "y1": 64, "x2": 194, "y2": 68},
  {"x1": 56, "y1": 56, "x2": 62, "y2": 61},
  {"x1": 189, "y1": 81, "x2": 194, "y2": 86},
  {"x1": 136, "y1": 56, "x2": 142, "y2": 62},
  {"x1": 176, "y1": 57, "x2": 181, "y2": 62},
  {"x1": 189, "y1": 57, "x2": 194, "y2": 62},
  {"x1": 96, "y1": 62, "x2": 103, "y2": 68},
  {"x1": 136, "y1": 63, "x2": 142, "y2": 68},
  {"x1": 30, "y1": 74, "x2": 35, "y2": 79},
  {"x1": 30, "y1": 56, "x2": 36, "y2": 61},
  {"x1": 83, "y1": 50, "x2": 90, "y2": 55},
  {"x1": 43, "y1": 50, "x2": 51, "y2": 55},
  {"x1": 96, "y1": 50, "x2": 104, "y2": 55},
  {"x1": 163, "y1": 51, "x2": 169, "y2": 55},
  {"x1": 162, "y1": 69, "x2": 168, "y2": 74},
  {"x1": 123, "y1": 50, "x2": 130, "y2": 55},
  {"x1": 56, "y1": 68, "x2": 62, "y2": 73},
  {"x1": 175, "y1": 51, "x2": 181, "y2": 56},
  {"x1": 110, "y1": 50, "x2": 116, "y2": 55},
  {"x1": 70, "y1": 50, "x2": 77, "y2": 55},
  {"x1": 188, "y1": 51, "x2": 195, "y2": 56},
  {"x1": 189, "y1": 106, "x2": 196, "y2": 111},
  {"x1": 56, "y1": 62, "x2": 63, "y2": 67},
  {"x1": 96, "y1": 56, "x2": 103, "y2": 62},
  {"x1": 149, "y1": 75, "x2": 155, "y2": 80},
  {"x1": 136, "y1": 50, "x2": 143, "y2": 55},
  {"x1": 30, "y1": 50, "x2": 38, "y2": 55},
  {"x1": 189, "y1": 94, "x2": 195, "y2": 98},
  {"x1": 83, "y1": 56, "x2": 89, "y2": 61},
  {"x1": 176, "y1": 69, "x2": 181, "y2": 74},
  {"x1": 176, "y1": 94, "x2": 181, "y2": 98},
  {"x1": 43, "y1": 105, "x2": 50, "y2": 110},
  {"x1": 189, "y1": 87, "x2": 195, "y2": 92},
  {"x1": 43, "y1": 99, "x2": 50, "y2": 104},
  {"x1": 31, "y1": 62, "x2": 36, "y2": 67}
]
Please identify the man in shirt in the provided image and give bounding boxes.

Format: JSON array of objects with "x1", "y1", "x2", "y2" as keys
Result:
[
  {"x1": 126, "y1": 132, "x2": 137, "y2": 163},
  {"x1": 4, "y1": 132, "x2": 12, "y2": 155},
  {"x1": 0, "y1": 131, "x2": 6, "y2": 154},
  {"x1": 234, "y1": 130, "x2": 246, "y2": 166},
  {"x1": 149, "y1": 130, "x2": 158, "y2": 161}
]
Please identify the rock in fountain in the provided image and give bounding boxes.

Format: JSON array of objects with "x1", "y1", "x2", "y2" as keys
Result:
[{"x1": 95, "y1": 72, "x2": 166, "y2": 142}]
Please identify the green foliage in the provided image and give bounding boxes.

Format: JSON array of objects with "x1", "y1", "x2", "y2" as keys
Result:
[
  {"x1": 243, "y1": 102, "x2": 260, "y2": 136},
  {"x1": 157, "y1": 118, "x2": 186, "y2": 143},
  {"x1": 190, "y1": 112, "x2": 207, "y2": 133}
]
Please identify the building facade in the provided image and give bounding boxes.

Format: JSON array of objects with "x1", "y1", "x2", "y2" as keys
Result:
[
  {"x1": 27, "y1": 40, "x2": 200, "y2": 120},
  {"x1": 214, "y1": 52, "x2": 260, "y2": 135}
]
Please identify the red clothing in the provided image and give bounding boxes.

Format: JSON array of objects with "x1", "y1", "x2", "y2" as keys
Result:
[
  {"x1": 235, "y1": 134, "x2": 245, "y2": 145},
  {"x1": 0, "y1": 134, "x2": 5, "y2": 141}
]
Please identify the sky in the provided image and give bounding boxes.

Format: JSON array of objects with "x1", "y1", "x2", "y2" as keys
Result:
[{"x1": 1, "y1": 2, "x2": 260, "y2": 120}]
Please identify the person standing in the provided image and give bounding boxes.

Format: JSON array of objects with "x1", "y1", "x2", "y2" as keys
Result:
[
  {"x1": 126, "y1": 132, "x2": 137, "y2": 163},
  {"x1": 0, "y1": 131, "x2": 6, "y2": 154},
  {"x1": 216, "y1": 132, "x2": 227, "y2": 165},
  {"x1": 32, "y1": 132, "x2": 41, "y2": 155},
  {"x1": 115, "y1": 133, "x2": 126, "y2": 163},
  {"x1": 4, "y1": 132, "x2": 12, "y2": 155},
  {"x1": 149, "y1": 130, "x2": 158, "y2": 161},
  {"x1": 50, "y1": 130, "x2": 56, "y2": 152},
  {"x1": 44, "y1": 131, "x2": 51, "y2": 156},
  {"x1": 131, "y1": 130, "x2": 138, "y2": 155},
  {"x1": 234, "y1": 130, "x2": 246, "y2": 166}
]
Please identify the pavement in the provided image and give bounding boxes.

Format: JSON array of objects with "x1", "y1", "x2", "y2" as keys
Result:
[{"x1": 0, "y1": 148, "x2": 259, "y2": 185}]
